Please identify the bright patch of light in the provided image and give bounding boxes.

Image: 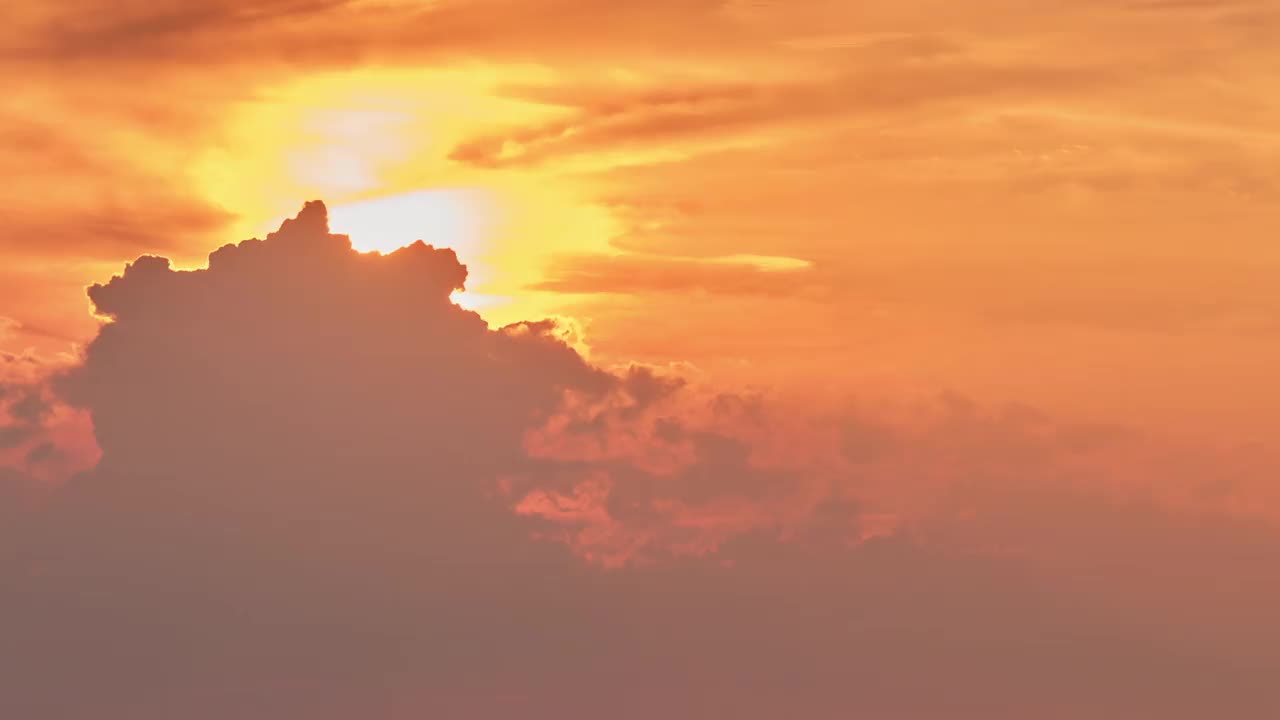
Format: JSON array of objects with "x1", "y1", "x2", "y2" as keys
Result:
[
  {"x1": 329, "y1": 189, "x2": 492, "y2": 257},
  {"x1": 451, "y1": 292, "x2": 512, "y2": 313},
  {"x1": 712, "y1": 254, "x2": 813, "y2": 272}
]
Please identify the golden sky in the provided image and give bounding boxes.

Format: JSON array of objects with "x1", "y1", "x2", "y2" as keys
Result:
[
  {"x1": 3, "y1": 0, "x2": 1278, "y2": 437},
  {"x1": 2, "y1": 3, "x2": 1280, "y2": 717}
]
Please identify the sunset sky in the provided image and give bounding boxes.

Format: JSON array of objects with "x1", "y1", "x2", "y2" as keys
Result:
[{"x1": 2, "y1": 1, "x2": 1279, "y2": 718}]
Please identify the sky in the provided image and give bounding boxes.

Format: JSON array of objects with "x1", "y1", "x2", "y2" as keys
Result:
[{"x1": 1, "y1": 1, "x2": 1279, "y2": 718}]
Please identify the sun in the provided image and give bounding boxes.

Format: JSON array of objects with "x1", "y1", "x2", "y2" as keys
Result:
[
  {"x1": 329, "y1": 189, "x2": 492, "y2": 258},
  {"x1": 328, "y1": 189, "x2": 516, "y2": 314}
]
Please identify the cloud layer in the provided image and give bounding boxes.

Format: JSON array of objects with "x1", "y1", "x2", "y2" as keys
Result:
[{"x1": 3, "y1": 204, "x2": 1278, "y2": 719}]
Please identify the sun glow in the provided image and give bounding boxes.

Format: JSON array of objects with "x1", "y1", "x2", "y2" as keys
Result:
[
  {"x1": 188, "y1": 66, "x2": 626, "y2": 326},
  {"x1": 329, "y1": 189, "x2": 515, "y2": 315},
  {"x1": 330, "y1": 189, "x2": 492, "y2": 258}
]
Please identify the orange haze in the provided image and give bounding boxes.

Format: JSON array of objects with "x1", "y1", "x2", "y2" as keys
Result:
[{"x1": 2, "y1": 2, "x2": 1279, "y2": 718}]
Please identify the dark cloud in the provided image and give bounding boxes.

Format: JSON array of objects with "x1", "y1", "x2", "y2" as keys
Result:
[
  {"x1": 2, "y1": 0, "x2": 356, "y2": 62},
  {"x1": 5, "y1": 386, "x2": 50, "y2": 424},
  {"x1": 0, "y1": 424, "x2": 34, "y2": 449},
  {"x1": 2, "y1": 203, "x2": 1279, "y2": 718},
  {"x1": 0, "y1": 355, "x2": 97, "y2": 484},
  {"x1": 0, "y1": 202, "x2": 234, "y2": 260},
  {"x1": 2, "y1": 0, "x2": 742, "y2": 67},
  {"x1": 58, "y1": 199, "x2": 613, "y2": 488},
  {"x1": 23, "y1": 441, "x2": 63, "y2": 464}
]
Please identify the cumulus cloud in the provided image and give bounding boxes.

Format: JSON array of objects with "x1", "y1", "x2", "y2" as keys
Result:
[
  {"x1": 0, "y1": 352, "x2": 98, "y2": 486},
  {"x1": 3, "y1": 202, "x2": 1279, "y2": 719}
]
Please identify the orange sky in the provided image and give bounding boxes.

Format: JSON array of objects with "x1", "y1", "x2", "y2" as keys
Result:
[
  {"x1": 3, "y1": 0, "x2": 1278, "y2": 439},
  {"x1": 3, "y1": 4, "x2": 1280, "y2": 717}
]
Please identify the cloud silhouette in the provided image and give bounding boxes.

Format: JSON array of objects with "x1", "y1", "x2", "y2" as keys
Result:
[{"x1": 3, "y1": 202, "x2": 1279, "y2": 719}]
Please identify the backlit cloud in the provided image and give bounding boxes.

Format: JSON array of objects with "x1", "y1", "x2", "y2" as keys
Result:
[
  {"x1": 4, "y1": 0, "x2": 1280, "y2": 715},
  {"x1": 3, "y1": 204, "x2": 1278, "y2": 718}
]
